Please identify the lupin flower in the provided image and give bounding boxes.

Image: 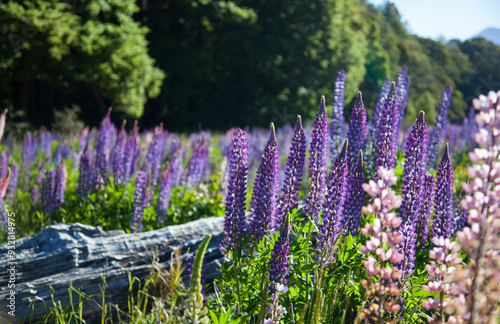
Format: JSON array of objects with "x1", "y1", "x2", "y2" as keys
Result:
[
  {"x1": 78, "y1": 145, "x2": 92, "y2": 199},
  {"x1": 184, "y1": 134, "x2": 209, "y2": 188},
  {"x1": 7, "y1": 163, "x2": 19, "y2": 203},
  {"x1": 396, "y1": 111, "x2": 428, "y2": 278},
  {"x1": 374, "y1": 84, "x2": 400, "y2": 173},
  {"x1": 21, "y1": 132, "x2": 37, "y2": 189},
  {"x1": 366, "y1": 77, "x2": 392, "y2": 175},
  {"x1": 111, "y1": 121, "x2": 127, "y2": 183},
  {"x1": 276, "y1": 115, "x2": 306, "y2": 229},
  {"x1": 330, "y1": 70, "x2": 346, "y2": 157},
  {"x1": 432, "y1": 144, "x2": 454, "y2": 239},
  {"x1": 41, "y1": 170, "x2": 57, "y2": 216},
  {"x1": 305, "y1": 96, "x2": 329, "y2": 224},
  {"x1": 0, "y1": 109, "x2": 7, "y2": 144},
  {"x1": 131, "y1": 170, "x2": 147, "y2": 233},
  {"x1": 248, "y1": 124, "x2": 280, "y2": 242},
  {"x1": 416, "y1": 174, "x2": 435, "y2": 247},
  {"x1": 0, "y1": 151, "x2": 8, "y2": 180},
  {"x1": 345, "y1": 92, "x2": 367, "y2": 167},
  {"x1": 0, "y1": 196, "x2": 9, "y2": 232},
  {"x1": 422, "y1": 237, "x2": 462, "y2": 323},
  {"x1": 145, "y1": 124, "x2": 165, "y2": 186},
  {"x1": 267, "y1": 216, "x2": 290, "y2": 324},
  {"x1": 399, "y1": 111, "x2": 428, "y2": 224},
  {"x1": 95, "y1": 109, "x2": 114, "y2": 186},
  {"x1": 121, "y1": 122, "x2": 139, "y2": 184},
  {"x1": 358, "y1": 167, "x2": 404, "y2": 322},
  {"x1": 54, "y1": 162, "x2": 67, "y2": 208},
  {"x1": 427, "y1": 86, "x2": 453, "y2": 169},
  {"x1": 31, "y1": 185, "x2": 39, "y2": 206},
  {"x1": 445, "y1": 90, "x2": 500, "y2": 323},
  {"x1": 316, "y1": 140, "x2": 349, "y2": 265},
  {"x1": 157, "y1": 165, "x2": 174, "y2": 224},
  {"x1": 396, "y1": 66, "x2": 410, "y2": 134},
  {"x1": 344, "y1": 150, "x2": 365, "y2": 236}
]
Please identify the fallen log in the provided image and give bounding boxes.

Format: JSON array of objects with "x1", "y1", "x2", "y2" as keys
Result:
[{"x1": 0, "y1": 217, "x2": 224, "y2": 324}]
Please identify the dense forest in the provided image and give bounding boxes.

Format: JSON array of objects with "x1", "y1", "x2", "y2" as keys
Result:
[{"x1": 1, "y1": 0, "x2": 499, "y2": 133}]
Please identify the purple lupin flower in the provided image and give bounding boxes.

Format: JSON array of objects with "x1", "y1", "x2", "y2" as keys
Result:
[
  {"x1": 399, "y1": 111, "x2": 428, "y2": 224},
  {"x1": 270, "y1": 215, "x2": 290, "y2": 289},
  {"x1": 366, "y1": 78, "x2": 392, "y2": 176},
  {"x1": 431, "y1": 143, "x2": 454, "y2": 239},
  {"x1": 416, "y1": 174, "x2": 435, "y2": 248},
  {"x1": 131, "y1": 170, "x2": 147, "y2": 233},
  {"x1": 54, "y1": 162, "x2": 67, "y2": 208},
  {"x1": 453, "y1": 203, "x2": 468, "y2": 233},
  {"x1": 396, "y1": 111, "x2": 428, "y2": 278},
  {"x1": 95, "y1": 109, "x2": 113, "y2": 186},
  {"x1": 78, "y1": 146, "x2": 92, "y2": 199},
  {"x1": 427, "y1": 86, "x2": 453, "y2": 169},
  {"x1": 276, "y1": 115, "x2": 306, "y2": 229},
  {"x1": 31, "y1": 185, "x2": 39, "y2": 206},
  {"x1": 41, "y1": 170, "x2": 56, "y2": 216},
  {"x1": 145, "y1": 124, "x2": 165, "y2": 187},
  {"x1": 0, "y1": 196, "x2": 9, "y2": 232},
  {"x1": 6, "y1": 163, "x2": 18, "y2": 203},
  {"x1": 220, "y1": 129, "x2": 249, "y2": 254},
  {"x1": 396, "y1": 66, "x2": 410, "y2": 133},
  {"x1": 330, "y1": 71, "x2": 346, "y2": 157},
  {"x1": 374, "y1": 84, "x2": 400, "y2": 173},
  {"x1": 0, "y1": 152, "x2": 8, "y2": 180},
  {"x1": 248, "y1": 123, "x2": 280, "y2": 242},
  {"x1": 345, "y1": 92, "x2": 367, "y2": 167},
  {"x1": 305, "y1": 96, "x2": 329, "y2": 224},
  {"x1": 317, "y1": 139, "x2": 349, "y2": 265},
  {"x1": 122, "y1": 123, "x2": 138, "y2": 184},
  {"x1": 157, "y1": 165, "x2": 174, "y2": 224},
  {"x1": 184, "y1": 133, "x2": 210, "y2": 188},
  {"x1": 344, "y1": 150, "x2": 365, "y2": 236},
  {"x1": 21, "y1": 132, "x2": 37, "y2": 189},
  {"x1": 111, "y1": 121, "x2": 127, "y2": 183}
]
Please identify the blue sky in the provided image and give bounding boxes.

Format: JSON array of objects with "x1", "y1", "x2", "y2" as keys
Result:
[{"x1": 367, "y1": 0, "x2": 500, "y2": 41}]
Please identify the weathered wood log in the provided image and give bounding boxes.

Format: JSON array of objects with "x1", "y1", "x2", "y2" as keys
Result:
[{"x1": 0, "y1": 217, "x2": 224, "y2": 324}]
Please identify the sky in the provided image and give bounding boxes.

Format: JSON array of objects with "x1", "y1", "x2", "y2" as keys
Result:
[{"x1": 367, "y1": 0, "x2": 500, "y2": 41}]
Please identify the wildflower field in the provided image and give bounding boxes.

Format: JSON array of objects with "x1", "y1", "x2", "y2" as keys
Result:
[{"x1": 1, "y1": 67, "x2": 499, "y2": 323}]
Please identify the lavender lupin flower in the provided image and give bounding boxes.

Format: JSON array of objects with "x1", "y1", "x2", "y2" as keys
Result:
[
  {"x1": 22, "y1": 132, "x2": 37, "y2": 189},
  {"x1": 95, "y1": 109, "x2": 113, "y2": 186},
  {"x1": 317, "y1": 139, "x2": 349, "y2": 265},
  {"x1": 221, "y1": 129, "x2": 249, "y2": 254},
  {"x1": 416, "y1": 174, "x2": 435, "y2": 248},
  {"x1": 41, "y1": 170, "x2": 56, "y2": 216},
  {"x1": 248, "y1": 123, "x2": 280, "y2": 242},
  {"x1": 396, "y1": 66, "x2": 410, "y2": 133},
  {"x1": 157, "y1": 165, "x2": 174, "y2": 224},
  {"x1": 131, "y1": 170, "x2": 147, "y2": 233},
  {"x1": 0, "y1": 196, "x2": 9, "y2": 232},
  {"x1": 270, "y1": 215, "x2": 290, "y2": 289},
  {"x1": 6, "y1": 163, "x2": 18, "y2": 203},
  {"x1": 366, "y1": 77, "x2": 392, "y2": 175},
  {"x1": 330, "y1": 71, "x2": 346, "y2": 157},
  {"x1": 344, "y1": 150, "x2": 365, "y2": 236},
  {"x1": 111, "y1": 121, "x2": 127, "y2": 182},
  {"x1": 276, "y1": 115, "x2": 306, "y2": 229},
  {"x1": 122, "y1": 123, "x2": 138, "y2": 184},
  {"x1": 431, "y1": 143, "x2": 454, "y2": 239},
  {"x1": 145, "y1": 124, "x2": 165, "y2": 186},
  {"x1": 31, "y1": 185, "x2": 39, "y2": 206},
  {"x1": 78, "y1": 146, "x2": 92, "y2": 199},
  {"x1": 374, "y1": 84, "x2": 400, "y2": 173},
  {"x1": 396, "y1": 111, "x2": 428, "y2": 278},
  {"x1": 305, "y1": 96, "x2": 329, "y2": 224},
  {"x1": 399, "y1": 111, "x2": 428, "y2": 224},
  {"x1": 345, "y1": 92, "x2": 367, "y2": 167},
  {"x1": 0, "y1": 152, "x2": 8, "y2": 180},
  {"x1": 54, "y1": 162, "x2": 67, "y2": 208},
  {"x1": 427, "y1": 86, "x2": 453, "y2": 169}
]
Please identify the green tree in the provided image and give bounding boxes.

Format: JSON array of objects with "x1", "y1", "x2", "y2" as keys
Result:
[{"x1": 0, "y1": 0, "x2": 164, "y2": 124}]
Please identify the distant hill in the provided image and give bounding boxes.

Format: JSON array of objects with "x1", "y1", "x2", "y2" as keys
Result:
[{"x1": 473, "y1": 27, "x2": 500, "y2": 45}]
